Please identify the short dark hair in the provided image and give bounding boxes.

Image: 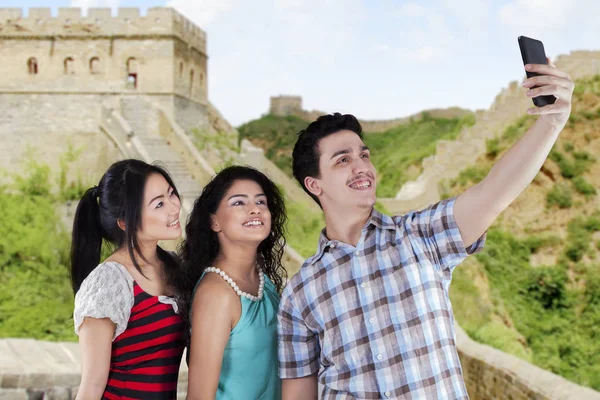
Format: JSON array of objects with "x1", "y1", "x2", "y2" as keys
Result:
[{"x1": 292, "y1": 113, "x2": 363, "y2": 207}]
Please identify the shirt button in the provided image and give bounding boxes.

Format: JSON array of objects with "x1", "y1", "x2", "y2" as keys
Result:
[
  {"x1": 360, "y1": 282, "x2": 367, "y2": 288},
  {"x1": 385, "y1": 391, "x2": 391, "y2": 397},
  {"x1": 369, "y1": 317, "x2": 375, "y2": 324},
  {"x1": 377, "y1": 354, "x2": 383, "y2": 360},
  {"x1": 355, "y1": 250, "x2": 360, "y2": 256},
  {"x1": 329, "y1": 243, "x2": 335, "y2": 248}
]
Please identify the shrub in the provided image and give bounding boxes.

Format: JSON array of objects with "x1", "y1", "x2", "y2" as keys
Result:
[
  {"x1": 486, "y1": 138, "x2": 503, "y2": 158},
  {"x1": 573, "y1": 177, "x2": 597, "y2": 197},
  {"x1": 451, "y1": 165, "x2": 490, "y2": 188},
  {"x1": 526, "y1": 266, "x2": 569, "y2": 309},
  {"x1": 546, "y1": 183, "x2": 573, "y2": 209},
  {"x1": 0, "y1": 163, "x2": 74, "y2": 341},
  {"x1": 563, "y1": 142, "x2": 575, "y2": 153}
]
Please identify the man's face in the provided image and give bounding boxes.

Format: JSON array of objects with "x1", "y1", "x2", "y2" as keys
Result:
[{"x1": 310, "y1": 130, "x2": 377, "y2": 212}]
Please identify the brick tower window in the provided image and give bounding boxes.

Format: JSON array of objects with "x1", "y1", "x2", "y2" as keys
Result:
[
  {"x1": 64, "y1": 57, "x2": 75, "y2": 75},
  {"x1": 180, "y1": 62, "x2": 184, "y2": 78},
  {"x1": 27, "y1": 57, "x2": 38, "y2": 75},
  {"x1": 200, "y1": 72, "x2": 204, "y2": 87},
  {"x1": 126, "y1": 57, "x2": 138, "y2": 89},
  {"x1": 190, "y1": 69, "x2": 194, "y2": 95},
  {"x1": 90, "y1": 57, "x2": 101, "y2": 74}
]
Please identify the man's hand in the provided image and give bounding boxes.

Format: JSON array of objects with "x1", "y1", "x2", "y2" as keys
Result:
[{"x1": 523, "y1": 58, "x2": 575, "y2": 128}]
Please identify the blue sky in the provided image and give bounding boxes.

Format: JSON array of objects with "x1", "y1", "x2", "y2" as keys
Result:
[{"x1": 9, "y1": 0, "x2": 600, "y2": 125}]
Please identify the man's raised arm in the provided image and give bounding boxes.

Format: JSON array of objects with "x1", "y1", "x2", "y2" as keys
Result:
[{"x1": 454, "y1": 60, "x2": 574, "y2": 247}]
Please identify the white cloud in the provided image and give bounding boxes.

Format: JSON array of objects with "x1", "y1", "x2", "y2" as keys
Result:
[
  {"x1": 496, "y1": 0, "x2": 600, "y2": 56},
  {"x1": 440, "y1": 0, "x2": 489, "y2": 32},
  {"x1": 498, "y1": 0, "x2": 574, "y2": 30},
  {"x1": 397, "y1": 3, "x2": 426, "y2": 17},
  {"x1": 403, "y1": 46, "x2": 437, "y2": 63}
]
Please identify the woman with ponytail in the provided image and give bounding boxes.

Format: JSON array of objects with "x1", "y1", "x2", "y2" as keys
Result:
[{"x1": 71, "y1": 159, "x2": 185, "y2": 399}]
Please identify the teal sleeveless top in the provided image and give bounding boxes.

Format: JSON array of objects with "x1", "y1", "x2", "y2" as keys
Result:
[{"x1": 191, "y1": 272, "x2": 281, "y2": 400}]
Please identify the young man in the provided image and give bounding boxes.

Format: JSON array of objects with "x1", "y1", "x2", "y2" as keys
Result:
[{"x1": 278, "y1": 61, "x2": 574, "y2": 399}]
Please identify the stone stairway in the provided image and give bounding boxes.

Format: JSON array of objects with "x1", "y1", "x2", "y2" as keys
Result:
[
  {"x1": 134, "y1": 136, "x2": 201, "y2": 205},
  {"x1": 119, "y1": 98, "x2": 202, "y2": 211}
]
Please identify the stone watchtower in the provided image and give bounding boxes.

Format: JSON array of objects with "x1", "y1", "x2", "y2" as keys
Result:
[
  {"x1": 269, "y1": 95, "x2": 303, "y2": 116},
  {"x1": 0, "y1": 7, "x2": 210, "y2": 179}
]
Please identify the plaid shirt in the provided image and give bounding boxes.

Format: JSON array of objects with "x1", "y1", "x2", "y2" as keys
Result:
[{"x1": 278, "y1": 197, "x2": 486, "y2": 399}]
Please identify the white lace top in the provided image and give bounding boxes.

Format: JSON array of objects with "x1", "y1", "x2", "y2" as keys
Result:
[{"x1": 73, "y1": 261, "x2": 179, "y2": 341}]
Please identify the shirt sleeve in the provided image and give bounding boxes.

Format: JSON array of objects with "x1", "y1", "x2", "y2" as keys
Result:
[
  {"x1": 397, "y1": 196, "x2": 486, "y2": 280},
  {"x1": 277, "y1": 282, "x2": 320, "y2": 379},
  {"x1": 73, "y1": 262, "x2": 134, "y2": 341}
]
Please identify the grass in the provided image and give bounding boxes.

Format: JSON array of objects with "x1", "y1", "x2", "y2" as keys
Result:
[
  {"x1": 238, "y1": 114, "x2": 310, "y2": 176},
  {"x1": 546, "y1": 183, "x2": 573, "y2": 209},
  {"x1": 365, "y1": 112, "x2": 476, "y2": 197},
  {"x1": 470, "y1": 227, "x2": 600, "y2": 389},
  {"x1": 284, "y1": 198, "x2": 324, "y2": 260}
]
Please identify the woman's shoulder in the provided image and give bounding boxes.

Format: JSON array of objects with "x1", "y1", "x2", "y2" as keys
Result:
[
  {"x1": 193, "y1": 272, "x2": 238, "y2": 305},
  {"x1": 73, "y1": 261, "x2": 135, "y2": 339},
  {"x1": 81, "y1": 260, "x2": 133, "y2": 289},
  {"x1": 190, "y1": 272, "x2": 240, "y2": 329}
]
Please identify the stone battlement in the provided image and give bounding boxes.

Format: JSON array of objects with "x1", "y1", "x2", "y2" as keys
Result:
[{"x1": 0, "y1": 7, "x2": 206, "y2": 53}]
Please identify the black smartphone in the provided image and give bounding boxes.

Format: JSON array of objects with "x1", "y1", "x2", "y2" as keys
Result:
[{"x1": 518, "y1": 36, "x2": 556, "y2": 107}]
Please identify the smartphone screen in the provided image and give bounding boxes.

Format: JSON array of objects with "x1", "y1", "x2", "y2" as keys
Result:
[{"x1": 518, "y1": 36, "x2": 556, "y2": 107}]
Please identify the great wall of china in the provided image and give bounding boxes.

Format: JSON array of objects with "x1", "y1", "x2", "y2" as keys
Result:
[{"x1": 1, "y1": 7, "x2": 600, "y2": 399}]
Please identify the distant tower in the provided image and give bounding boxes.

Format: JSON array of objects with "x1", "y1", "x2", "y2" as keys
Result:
[{"x1": 269, "y1": 95, "x2": 303, "y2": 116}]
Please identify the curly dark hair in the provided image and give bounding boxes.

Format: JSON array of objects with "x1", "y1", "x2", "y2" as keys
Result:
[{"x1": 177, "y1": 165, "x2": 288, "y2": 331}]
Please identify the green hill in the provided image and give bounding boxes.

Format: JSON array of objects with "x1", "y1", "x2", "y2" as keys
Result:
[
  {"x1": 239, "y1": 112, "x2": 476, "y2": 198},
  {"x1": 446, "y1": 75, "x2": 600, "y2": 390},
  {"x1": 238, "y1": 114, "x2": 310, "y2": 177}
]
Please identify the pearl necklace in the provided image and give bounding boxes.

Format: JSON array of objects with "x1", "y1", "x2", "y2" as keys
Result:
[{"x1": 205, "y1": 266, "x2": 265, "y2": 301}]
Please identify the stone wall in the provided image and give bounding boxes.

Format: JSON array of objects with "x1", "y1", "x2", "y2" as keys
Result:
[
  {"x1": 266, "y1": 96, "x2": 472, "y2": 133},
  {"x1": 455, "y1": 325, "x2": 600, "y2": 400},
  {"x1": 359, "y1": 107, "x2": 474, "y2": 133},
  {"x1": 0, "y1": 38, "x2": 174, "y2": 94},
  {"x1": 0, "y1": 8, "x2": 205, "y2": 53},
  {"x1": 3, "y1": 329, "x2": 599, "y2": 400},
  {"x1": 173, "y1": 94, "x2": 210, "y2": 134},
  {"x1": 0, "y1": 92, "x2": 212, "y2": 186},
  {"x1": 0, "y1": 7, "x2": 208, "y2": 104},
  {"x1": 0, "y1": 93, "x2": 122, "y2": 184}
]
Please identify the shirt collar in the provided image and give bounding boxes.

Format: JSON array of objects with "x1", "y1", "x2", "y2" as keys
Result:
[{"x1": 307, "y1": 208, "x2": 397, "y2": 265}]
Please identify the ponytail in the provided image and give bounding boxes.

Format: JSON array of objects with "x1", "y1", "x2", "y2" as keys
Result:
[
  {"x1": 68, "y1": 160, "x2": 182, "y2": 295},
  {"x1": 70, "y1": 186, "x2": 103, "y2": 294}
]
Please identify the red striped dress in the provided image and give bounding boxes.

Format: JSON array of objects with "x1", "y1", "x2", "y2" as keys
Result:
[{"x1": 103, "y1": 281, "x2": 185, "y2": 399}]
